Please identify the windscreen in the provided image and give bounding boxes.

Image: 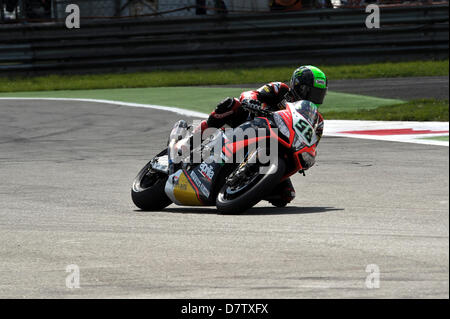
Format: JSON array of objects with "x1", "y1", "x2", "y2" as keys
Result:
[{"x1": 292, "y1": 100, "x2": 319, "y2": 126}]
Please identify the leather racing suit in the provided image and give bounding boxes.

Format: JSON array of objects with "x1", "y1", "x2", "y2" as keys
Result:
[{"x1": 195, "y1": 82, "x2": 325, "y2": 205}]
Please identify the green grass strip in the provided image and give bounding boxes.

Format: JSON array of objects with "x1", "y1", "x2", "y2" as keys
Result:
[
  {"x1": 1, "y1": 87, "x2": 446, "y2": 122},
  {"x1": 0, "y1": 60, "x2": 447, "y2": 93},
  {"x1": 0, "y1": 87, "x2": 402, "y2": 115},
  {"x1": 420, "y1": 136, "x2": 449, "y2": 142}
]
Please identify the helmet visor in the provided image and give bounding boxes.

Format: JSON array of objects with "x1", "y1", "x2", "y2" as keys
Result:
[{"x1": 308, "y1": 86, "x2": 327, "y2": 105}]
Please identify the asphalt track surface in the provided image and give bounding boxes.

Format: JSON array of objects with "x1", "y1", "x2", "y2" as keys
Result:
[
  {"x1": 0, "y1": 99, "x2": 448, "y2": 298},
  {"x1": 215, "y1": 76, "x2": 450, "y2": 100},
  {"x1": 329, "y1": 76, "x2": 449, "y2": 100}
]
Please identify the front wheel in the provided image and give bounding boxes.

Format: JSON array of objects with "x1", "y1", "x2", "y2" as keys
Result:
[
  {"x1": 131, "y1": 160, "x2": 172, "y2": 211},
  {"x1": 216, "y1": 157, "x2": 286, "y2": 214}
]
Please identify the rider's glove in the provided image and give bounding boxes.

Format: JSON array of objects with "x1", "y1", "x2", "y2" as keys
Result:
[{"x1": 241, "y1": 99, "x2": 262, "y2": 112}]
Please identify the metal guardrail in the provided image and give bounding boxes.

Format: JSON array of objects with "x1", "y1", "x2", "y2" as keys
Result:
[{"x1": 0, "y1": 5, "x2": 448, "y2": 75}]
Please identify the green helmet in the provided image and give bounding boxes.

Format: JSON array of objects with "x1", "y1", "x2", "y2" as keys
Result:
[{"x1": 289, "y1": 66, "x2": 328, "y2": 105}]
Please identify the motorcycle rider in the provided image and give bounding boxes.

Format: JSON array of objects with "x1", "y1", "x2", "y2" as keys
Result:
[{"x1": 192, "y1": 65, "x2": 328, "y2": 207}]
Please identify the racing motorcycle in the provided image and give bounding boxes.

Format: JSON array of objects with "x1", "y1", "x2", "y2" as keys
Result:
[{"x1": 131, "y1": 101, "x2": 319, "y2": 214}]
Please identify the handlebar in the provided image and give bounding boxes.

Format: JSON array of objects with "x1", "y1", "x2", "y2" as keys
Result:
[{"x1": 241, "y1": 102, "x2": 272, "y2": 117}]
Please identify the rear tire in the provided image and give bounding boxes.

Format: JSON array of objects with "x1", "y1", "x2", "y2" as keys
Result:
[
  {"x1": 216, "y1": 158, "x2": 286, "y2": 214},
  {"x1": 131, "y1": 161, "x2": 172, "y2": 211}
]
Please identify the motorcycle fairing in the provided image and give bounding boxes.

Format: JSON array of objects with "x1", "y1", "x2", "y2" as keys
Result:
[
  {"x1": 220, "y1": 119, "x2": 272, "y2": 159},
  {"x1": 287, "y1": 102, "x2": 318, "y2": 148},
  {"x1": 189, "y1": 161, "x2": 224, "y2": 203},
  {"x1": 165, "y1": 161, "x2": 224, "y2": 206},
  {"x1": 165, "y1": 169, "x2": 203, "y2": 206}
]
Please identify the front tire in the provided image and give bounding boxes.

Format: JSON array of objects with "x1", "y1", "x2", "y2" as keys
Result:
[
  {"x1": 131, "y1": 160, "x2": 172, "y2": 211},
  {"x1": 216, "y1": 158, "x2": 286, "y2": 214}
]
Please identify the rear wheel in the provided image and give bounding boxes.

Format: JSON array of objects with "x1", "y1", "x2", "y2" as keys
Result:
[
  {"x1": 216, "y1": 157, "x2": 286, "y2": 214},
  {"x1": 131, "y1": 160, "x2": 172, "y2": 211}
]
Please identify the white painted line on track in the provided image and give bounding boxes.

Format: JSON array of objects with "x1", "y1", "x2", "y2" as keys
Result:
[
  {"x1": 326, "y1": 132, "x2": 448, "y2": 146},
  {"x1": 0, "y1": 97, "x2": 209, "y2": 119},
  {"x1": 325, "y1": 120, "x2": 449, "y2": 147},
  {"x1": 1, "y1": 97, "x2": 448, "y2": 147}
]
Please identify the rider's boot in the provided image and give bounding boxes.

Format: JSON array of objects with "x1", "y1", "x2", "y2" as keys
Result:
[{"x1": 264, "y1": 178, "x2": 296, "y2": 207}]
